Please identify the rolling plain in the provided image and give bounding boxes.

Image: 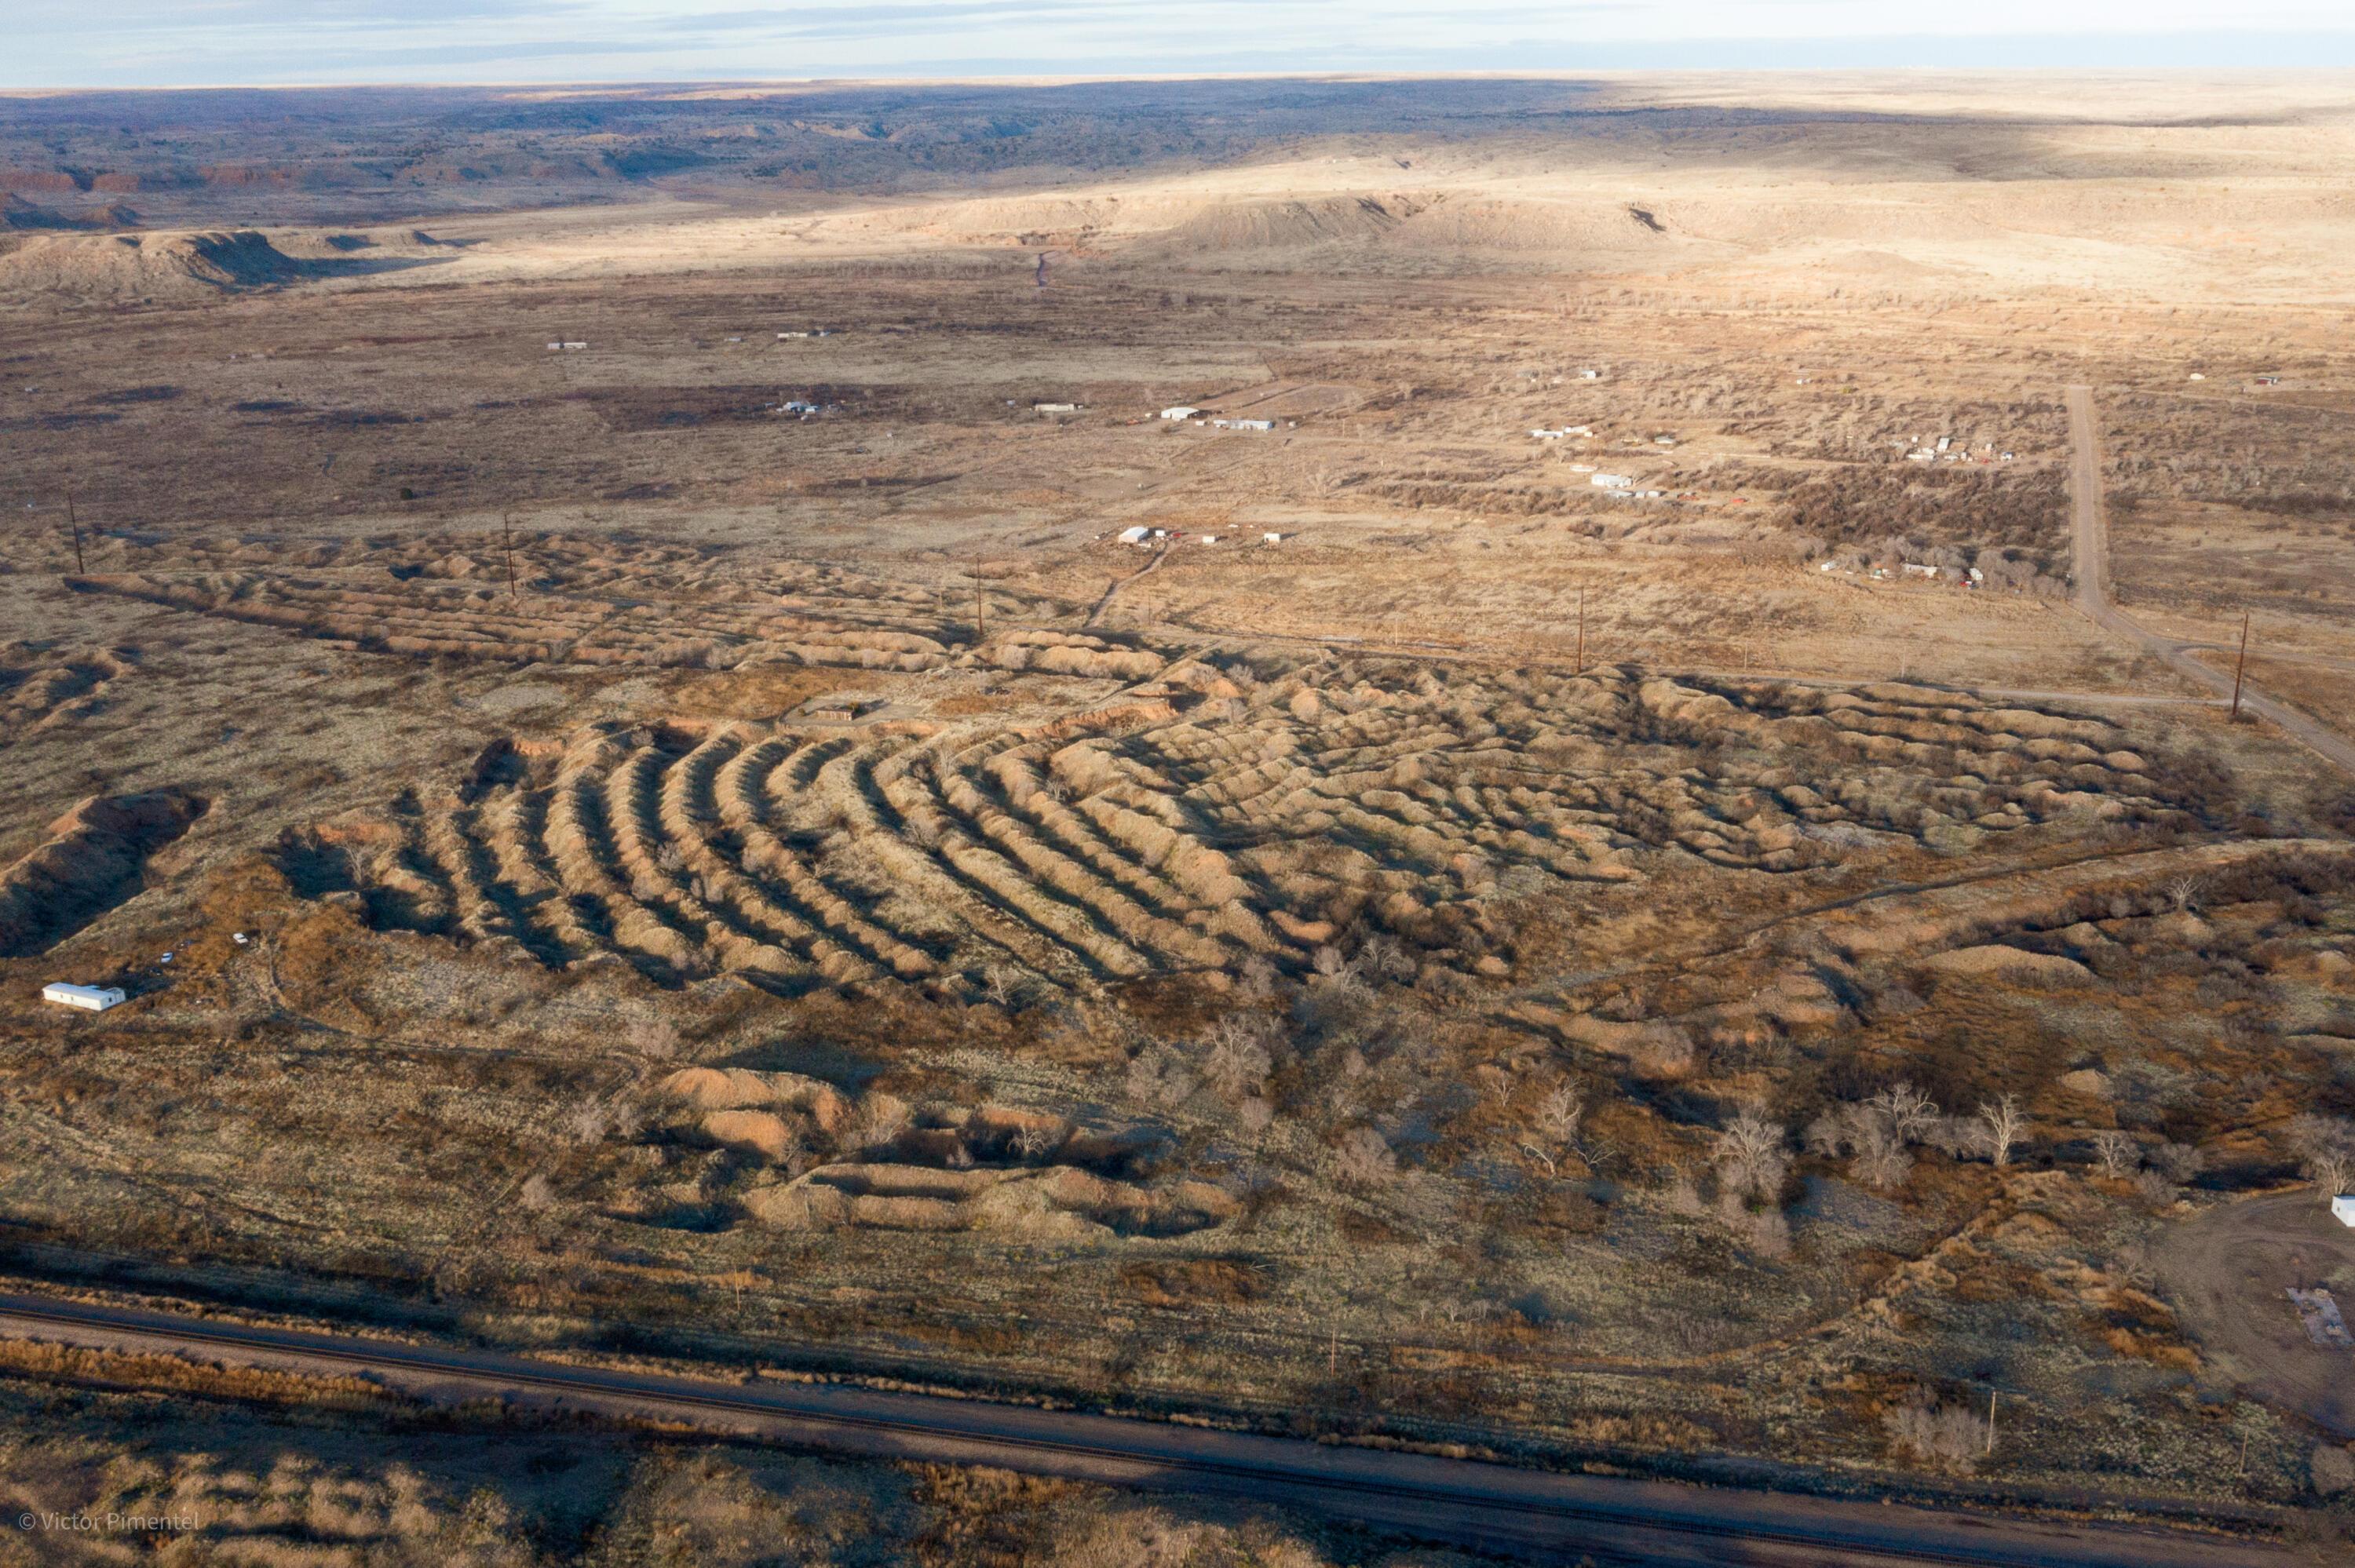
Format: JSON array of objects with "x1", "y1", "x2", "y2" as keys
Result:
[{"x1": 3, "y1": 71, "x2": 2355, "y2": 1564}]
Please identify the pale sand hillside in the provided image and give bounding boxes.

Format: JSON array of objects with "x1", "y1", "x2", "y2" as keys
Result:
[{"x1": 40, "y1": 71, "x2": 2327, "y2": 307}]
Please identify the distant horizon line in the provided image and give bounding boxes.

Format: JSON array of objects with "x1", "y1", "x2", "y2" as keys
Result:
[
  {"x1": 12, "y1": 28, "x2": 2355, "y2": 93},
  {"x1": 10, "y1": 58, "x2": 2355, "y2": 97}
]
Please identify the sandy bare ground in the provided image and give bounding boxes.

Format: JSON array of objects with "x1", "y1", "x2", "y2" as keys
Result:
[{"x1": 2151, "y1": 1194, "x2": 2355, "y2": 1440}]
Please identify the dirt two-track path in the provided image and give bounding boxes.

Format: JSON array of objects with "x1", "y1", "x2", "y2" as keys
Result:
[
  {"x1": 0, "y1": 1293, "x2": 2289, "y2": 1567},
  {"x1": 2065, "y1": 385, "x2": 2355, "y2": 775}
]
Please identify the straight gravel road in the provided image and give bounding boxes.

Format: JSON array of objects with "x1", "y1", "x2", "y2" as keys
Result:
[
  {"x1": 2065, "y1": 384, "x2": 2355, "y2": 775},
  {"x1": 0, "y1": 1291, "x2": 2291, "y2": 1566}
]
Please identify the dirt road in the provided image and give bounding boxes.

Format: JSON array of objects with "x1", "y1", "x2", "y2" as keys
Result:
[
  {"x1": 2150, "y1": 1193, "x2": 2355, "y2": 1439},
  {"x1": 0, "y1": 1292, "x2": 2290, "y2": 1566},
  {"x1": 2065, "y1": 385, "x2": 2355, "y2": 775},
  {"x1": 1085, "y1": 538, "x2": 1167, "y2": 627}
]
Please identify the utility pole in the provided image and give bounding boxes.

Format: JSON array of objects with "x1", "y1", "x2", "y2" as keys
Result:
[
  {"x1": 1575, "y1": 585, "x2": 1586, "y2": 672},
  {"x1": 973, "y1": 557, "x2": 985, "y2": 644},
  {"x1": 1986, "y1": 1388, "x2": 1997, "y2": 1456},
  {"x1": 2229, "y1": 610, "x2": 2251, "y2": 721},
  {"x1": 502, "y1": 512, "x2": 519, "y2": 601},
  {"x1": 65, "y1": 492, "x2": 85, "y2": 574}
]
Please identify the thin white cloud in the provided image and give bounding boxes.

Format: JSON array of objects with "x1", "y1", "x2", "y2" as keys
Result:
[{"x1": 9, "y1": 0, "x2": 2355, "y2": 86}]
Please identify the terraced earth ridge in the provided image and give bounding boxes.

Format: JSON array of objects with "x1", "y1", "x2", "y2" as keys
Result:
[
  {"x1": 0, "y1": 641, "x2": 133, "y2": 741},
  {"x1": 651, "y1": 1066, "x2": 1226, "y2": 1241},
  {"x1": 63, "y1": 531, "x2": 1097, "y2": 675},
  {"x1": 271, "y1": 658, "x2": 2196, "y2": 997},
  {"x1": 0, "y1": 789, "x2": 206, "y2": 957}
]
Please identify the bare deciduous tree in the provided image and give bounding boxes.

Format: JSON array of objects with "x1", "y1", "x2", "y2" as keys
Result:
[
  {"x1": 1357, "y1": 932, "x2": 1413, "y2": 982},
  {"x1": 626, "y1": 1019, "x2": 680, "y2": 1059},
  {"x1": 1331, "y1": 1125, "x2": 1397, "y2": 1189},
  {"x1": 2150, "y1": 1141, "x2": 2204, "y2": 1185},
  {"x1": 1850, "y1": 1119, "x2": 1911, "y2": 1191},
  {"x1": 1237, "y1": 1097, "x2": 1274, "y2": 1144},
  {"x1": 2090, "y1": 1129, "x2": 2139, "y2": 1179},
  {"x1": 1714, "y1": 1110, "x2": 1789, "y2": 1202},
  {"x1": 1204, "y1": 1034, "x2": 1272, "y2": 1101},
  {"x1": 1974, "y1": 1096, "x2": 2026, "y2": 1169},
  {"x1": 1537, "y1": 1082, "x2": 1585, "y2": 1145},
  {"x1": 1869, "y1": 1081, "x2": 1941, "y2": 1143},
  {"x1": 563, "y1": 1092, "x2": 612, "y2": 1144},
  {"x1": 849, "y1": 1095, "x2": 910, "y2": 1154},
  {"x1": 2290, "y1": 1114, "x2": 2355, "y2": 1202},
  {"x1": 1884, "y1": 1387, "x2": 1986, "y2": 1474}
]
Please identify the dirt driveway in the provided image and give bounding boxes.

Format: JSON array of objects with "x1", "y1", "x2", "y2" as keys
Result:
[{"x1": 2152, "y1": 1192, "x2": 2355, "y2": 1435}]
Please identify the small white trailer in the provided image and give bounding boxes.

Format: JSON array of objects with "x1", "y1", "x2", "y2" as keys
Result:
[{"x1": 42, "y1": 983, "x2": 125, "y2": 1012}]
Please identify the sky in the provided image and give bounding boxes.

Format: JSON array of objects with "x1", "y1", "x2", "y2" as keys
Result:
[{"x1": 11, "y1": 0, "x2": 2355, "y2": 89}]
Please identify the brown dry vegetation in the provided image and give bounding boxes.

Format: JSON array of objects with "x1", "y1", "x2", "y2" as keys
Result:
[
  {"x1": 2, "y1": 71, "x2": 2355, "y2": 1548},
  {"x1": 0, "y1": 1376, "x2": 1468, "y2": 1567}
]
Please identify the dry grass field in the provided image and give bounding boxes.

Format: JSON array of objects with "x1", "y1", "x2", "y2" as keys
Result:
[{"x1": 4, "y1": 70, "x2": 2355, "y2": 1556}]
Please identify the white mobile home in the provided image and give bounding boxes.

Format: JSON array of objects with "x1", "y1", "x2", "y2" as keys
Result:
[
  {"x1": 1160, "y1": 407, "x2": 1200, "y2": 420},
  {"x1": 1589, "y1": 472, "x2": 1634, "y2": 488},
  {"x1": 1116, "y1": 526, "x2": 1152, "y2": 545},
  {"x1": 42, "y1": 983, "x2": 125, "y2": 1012}
]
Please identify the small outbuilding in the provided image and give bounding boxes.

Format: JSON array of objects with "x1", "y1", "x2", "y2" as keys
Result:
[
  {"x1": 2335, "y1": 1195, "x2": 2355, "y2": 1228},
  {"x1": 1116, "y1": 526, "x2": 1152, "y2": 545},
  {"x1": 43, "y1": 983, "x2": 125, "y2": 1012},
  {"x1": 1159, "y1": 406, "x2": 1199, "y2": 420},
  {"x1": 801, "y1": 696, "x2": 885, "y2": 723}
]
